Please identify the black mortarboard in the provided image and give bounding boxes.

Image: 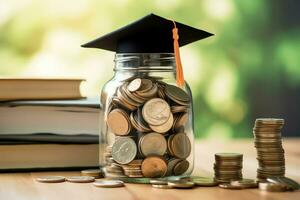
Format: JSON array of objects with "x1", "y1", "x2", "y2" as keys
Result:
[{"x1": 81, "y1": 13, "x2": 213, "y2": 53}]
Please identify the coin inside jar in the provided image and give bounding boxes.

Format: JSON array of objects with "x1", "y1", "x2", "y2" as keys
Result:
[
  {"x1": 139, "y1": 132, "x2": 167, "y2": 157},
  {"x1": 141, "y1": 156, "x2": 167, "y2": 178},
  {"x1": 112, "y1": 137, "x2": 137, "y2": 164},
  {"x1": 142, "y1": 98, "x2": 171, "y2": 126},
  {"x1": 127, "y1": 78, "x2": 142, "y2": 92},
  {"x1": 173, "y1": 159, "x2": 190, "y2": 176},
  {"x1": 107, "y1": 109, "x2": 131, "y2": 136},
  {"x1": 169, "y1": 133, "x2": 191, "y2": 159},
  {"x1": 149, "y1": 113, "x2": 173, "y2": 134}
]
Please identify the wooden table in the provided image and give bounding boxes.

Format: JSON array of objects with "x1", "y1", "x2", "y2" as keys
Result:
[{"x1": 1, "y1": 139, "x2": 299, "y2": 200}]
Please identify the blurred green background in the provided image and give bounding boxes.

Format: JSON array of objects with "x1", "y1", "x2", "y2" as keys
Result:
[{"x1": 1, "y1": 0, "x2": 299, "y2": 138}]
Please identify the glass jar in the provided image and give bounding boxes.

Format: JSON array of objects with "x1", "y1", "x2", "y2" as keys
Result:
[{"x1": 99, "y1": 53, "x2": 194, "y2": 179}]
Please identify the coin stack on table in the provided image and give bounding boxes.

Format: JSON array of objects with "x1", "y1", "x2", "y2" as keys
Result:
[
  {"x1": 104, "y1": 78, "x2": 192, "y2": 178},
  {"x1": 253, "y1": 118, "x2": 285, "y2": 181},
  {"x1": 214, "y1": 153, "x2": 243, "y2": 183}
]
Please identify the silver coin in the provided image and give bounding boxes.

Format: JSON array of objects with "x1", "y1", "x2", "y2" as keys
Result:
[
  {"x1": 36, "y1": 176, "x2": 65, "y2": 183},
  {"x1": 112, "y1": 137, "x2": 137, "y2": 165},
  {"x1": 93, "y1": 180, "x2": 124, "y2": 188},
  {"x1": 66, "y1": 176, "x2": 95, "y2": 183}
]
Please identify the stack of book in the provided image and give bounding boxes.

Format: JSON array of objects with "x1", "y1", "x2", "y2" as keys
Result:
[{"x1": 0, "y1": 78, "x2": 100, "y2": 171}]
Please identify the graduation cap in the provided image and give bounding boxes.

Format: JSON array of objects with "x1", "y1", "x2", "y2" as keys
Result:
[{"x1": 82, "y1": 13, "x2": 213, "y2": 86}]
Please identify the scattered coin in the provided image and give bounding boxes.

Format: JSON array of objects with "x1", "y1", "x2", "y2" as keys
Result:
[
  {"x1": 93, "y1": 180, "x2": 124, "y2": 188},
  {"x1": 36, "y1": 176, "x2": 66, "y2": 183},
  {"x1": 152, "y1": 184, "x2": 173, "y2": 189},
  {"x1": 168, "y1": 180, "x2": 194, "y2": 189},
  {"x1": 219, "y1": 183, "x2": 243, "y2": 190},
  {"x1": 66, "y1": 176, "x2": 95, "y2": 183},
  {"x1": 258, "y1": 182, "x2": 288, "y2": 192},
  {"x1": 267, "y1": 177, "x2": 299, "y2": 190},
  {"x1": 230, "y1": 179, "x2": 258, "y2": 188},
  {"x1": 81, "y1": 169, "x2": 103, "y2": 178},
  {"x1": 192, "y1": 177, "x2": 218, "y2": 187}
]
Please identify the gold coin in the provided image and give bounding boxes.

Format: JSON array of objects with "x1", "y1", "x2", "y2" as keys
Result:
[
  {"x1": 107, "y1": 109, "x2": 131, "y2": 136},
  {"x1": 142, "y1": 98, "x2": 171, "y2": 126},
  {"x1": 141, "y1": 156, "x2": 167, "y2": 178},
  {"x1": 66, "y1": 176, "x2": 95, "y2": 183},
  {"x1": 173, "y1": 159, "x2": 189, "y2": 176},
  {"x1": 81, "y1": 169, "x2": 103, "y2": 178},
  {"x1": 139, "y1": 132, "x2": 167, "y2": 157},
  {"x1": 127, "y1": 78, "x2": 142, "y2": 92},
  {"x1": 36, "y1": 176, "x2": 65, "y2": 183},
  {"x1": 149, "y1": 113, "x2": 173, "y2": 133},
  {"x1": 168, "y1": 180, "x2": 194, "y2": 189},
  {"x1": 93, "y1": 180, "x2": 124, "y2": 188},
  {"x1": 170, "y1": 133, "x2": 191, "y2": 159},
  {"x1": 112, "y1": 137, "x2": 137, "y2": 164}
]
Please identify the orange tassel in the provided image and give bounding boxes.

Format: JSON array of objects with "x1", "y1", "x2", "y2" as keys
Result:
[{"x1": 171, "y1": 20, "x2": 185, "y2": 87}]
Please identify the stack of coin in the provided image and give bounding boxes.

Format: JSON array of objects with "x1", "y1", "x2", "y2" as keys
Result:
[
  {"x1": 253, "y1": 118, "x2": 285, "y2": 181},
  {"x1": 104, "y1": 78, "x2": 192, "y2": 178},
  {"x1": 121, "y1": 159, "x2": 143, "y2": 178},
  {"x1": 214, "y1": 153, "x2": 243, "y2": 183}
]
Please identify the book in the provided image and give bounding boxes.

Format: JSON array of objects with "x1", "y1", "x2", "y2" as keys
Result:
[
  {"x1": 0, "y1": 78, "x2": 85, "y2": 101},
  {"x1": 0, "y1": 143, "x2": 99, "y2": 171},
  {"x1": 0, "y1": 98, "x2": 100, "y2": 137}
]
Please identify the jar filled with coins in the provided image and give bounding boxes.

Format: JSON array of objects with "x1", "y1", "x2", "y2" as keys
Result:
[{"x1": 99, "y1": 53, "x2": 194, "y2": 179}]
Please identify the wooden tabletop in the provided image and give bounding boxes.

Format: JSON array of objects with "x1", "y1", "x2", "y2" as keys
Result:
[{"x1": 0, "y1": 139, "x2": 299, "y2": 200}]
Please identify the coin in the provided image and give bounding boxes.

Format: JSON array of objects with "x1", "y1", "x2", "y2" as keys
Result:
[
  {"x1": 112, "y1": 137, "x2": 137, "y2": 164},
  {"x1": 139, "y1": 132, "x2": 167, "y2": 157},
  {"x1": 168, "y1": 180, "x2": 194, "y2": 189},
  {"x1": 107, "y1": 109, "x2": 131, "y2": 136},
  {"x1": 258, "y1": 182, "x2": 287, "y2": 192},
  {"x1": 150, "y1": 178, "x2": 168, "y2": 185},
  {"x1": 152, "y1": 184, "x2": 173, "y2": 189},
  {"x1": 149, "y1": 113, "x2": 173, "y2": 133},
  {"x1": 173, "y1": 159, "x2": 189, "y2": 176},
  {"x1": 267, "y1": 177, "x2": 299, "y2": 190},
  {"x1": 165, "y1": 85, "x2": 190, "y2": 104},
  {"x1": 192, "y1": 177, "x2": 218, "y2": 186},
  {"x1": 230, "y1": 179, "x2": 258, "y2": 188},
  {"x1": 141, "y1": 156, "x2": 167, "y2": 178},
  {"x1": 36, "y1": 176, "x2": 65, "y2": 183},
  {"x1": 127, "y1": 78, "x2": 142, "y2": 92},
  {"x1": 142, "y1": 98, "x2": 171, "y2": 126},
  {"x1": 174, "y1": 113, "x2": 188, "y2": 131},
  {"x1": 166, "y1": 158, "x2": 181, "y2": 176},
  {"x1": 66, "y1": 176, "x2": 95, "y2": 183},
  {"x1": 81, "y1": 169, "x2": 103, "y2": 178},
  {"x1": 93, "y1": 180, "x2": 124, "y2": 188},
  {"x1": 170, "y1": 133, "x2": 191, "y2": 159},
  {"x1": 219, "y1": 183, "x2": 243, "y2": 190}
]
